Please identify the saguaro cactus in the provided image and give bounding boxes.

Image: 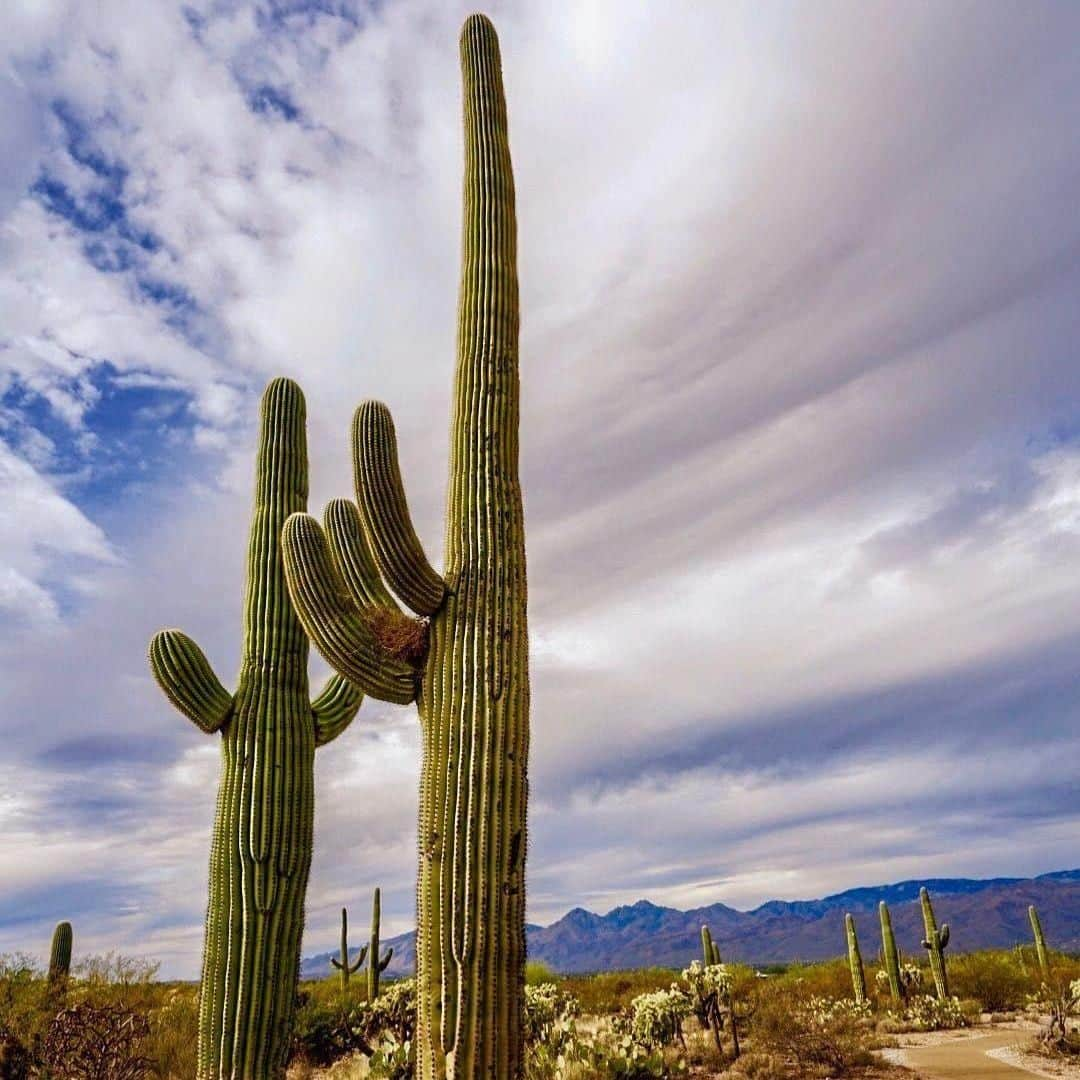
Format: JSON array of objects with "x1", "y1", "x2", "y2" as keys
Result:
[
  {"x1": 879, "y1": 901, "x2": 904, "y2": 1004},
  {"x1": 48, "y1": 922, "x2": 72, "y2": 984},
  {"x1": 280, "y1": 15, "x2": 528, "y2": 1078},
  {"x1": 1029, "y1": 904, "x2": 1050, "y2": 979},
  {"x1": 845, "y1": 914, "x2": 867, "y2": 1004},
  {"x1": 148, "y1": 379, "x2": 365, "y2": 1079},
  {"x1": 367, "y1": 887, "x2": 394, "y2": 1001},
  {"x1": 919, "y1": 887, "x2": 951, "y2": 1000},
  {"x1": 701, "y1": 925, "x2": 721, "y2": 966},
  {"x1": 331, "y1": 908, "x2": 368, "y2": 992}
]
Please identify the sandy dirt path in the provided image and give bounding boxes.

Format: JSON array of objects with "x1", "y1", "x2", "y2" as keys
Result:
[{"x1": 897, "y1": 1030, "x2": 1037, "y2": 1079}]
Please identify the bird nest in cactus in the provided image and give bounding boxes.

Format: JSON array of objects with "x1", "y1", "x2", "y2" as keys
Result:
[{"x1": 363, "y1": 607, "x2": 429, "y2": 663}]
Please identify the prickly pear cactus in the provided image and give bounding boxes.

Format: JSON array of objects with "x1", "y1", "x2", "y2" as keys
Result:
[
  {"x1": 919, "y1": 887, "x2": 951, "y2": 1000},
  {"x1": 149, "y1": 379, "x2": 364, "y2": 1079},
  {"x1": 331, "y1": 907, "x2": 368, "y2": 992},
  {"x1": 367, "y1": 887, "x2": 393, "y2": 1001},
  {"x1": 845, "y1": 913, "x2": 867, "y2": 1004},
  {"x1": 878, "y1": 901, "x2": 904, "y2": 1004},
  {"x1": 48, "y1": 922, "x2": 72, "y2": 984},
  {"x1": 280, "y1": 16, "x2": 528, "y2": 1077},
  {"x1": 1029, "y1": 904, "x2": 1050, "y2": 979}
]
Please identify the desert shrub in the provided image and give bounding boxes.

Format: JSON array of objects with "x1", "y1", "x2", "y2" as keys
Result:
[
  {"x1": 624, "y1": 987, "x2": 693, "y2": 1050},
  {"x1": 950, "y1": 950, "x2": 1033, "y2": 1011},
  {"x1": 145, "y1": 986, "x2": 199, "y2": 1078},
  {"x1": 1035, "y1": 974, "x2": 1080, "y2": 1052},
  {"x1": 40, "y1": 1001, "x2": 154, "y2": 1080},
  {"x1": 526, "y1": 961, "x2": 557, "y2": 985},
  {"x1": 750, "y1": 993, "x2": 875, "y2": 1073},
  {"x1": 0, "y1": 1028, "x2": 30, "y2": 1080},
  {"x1": 772, "y1": 957, "x2": 855, "y2": 1003},
  {"x1": 882, "y1": 993, "x2": 969, "y2": 1032},
  {"x1": 558, "y1": 969, "x2": 676, "y2": 1016}
]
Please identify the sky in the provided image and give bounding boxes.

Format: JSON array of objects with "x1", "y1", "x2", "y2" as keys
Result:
[{"x1": 1, "y1": 0, "x2": 1079, "y2": 978}]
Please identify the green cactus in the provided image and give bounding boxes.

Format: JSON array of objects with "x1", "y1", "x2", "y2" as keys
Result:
[
  {"x1": 280, "y1": 15, "x2": 528, "y2": 1077},
  {"x1": 919, "y1": 887, "x2": 951, "y2": 1000},
  {"x1": 878, "y1": 901, "x2": 904, "y2": 1004},
  {"x1": 48, "y1": 921, "x2": 72, "y2": 984},
  {"x1": 845, "y1": 913, "x2": 867, "y2": 1004},
  {"x1": 331, "y1": 907, "x2": 368, "y2": 992},
  {"x1": 367, "y1": 887, "x2": 394, "y2": 1001},
  {"x1": 149, "y1": 378, "x2": 365, "y2": 1079},
  {"x1": 700, "y1": 925, "x2": 721, "y2": 966},
  {"x1": 1029, "y1": 904, "x2": 1050, "y2": 979}
]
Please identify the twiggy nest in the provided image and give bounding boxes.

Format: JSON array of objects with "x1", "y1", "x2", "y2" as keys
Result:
[{"x1": 363, "y1": 607, "x2": 429, "y2": 663}]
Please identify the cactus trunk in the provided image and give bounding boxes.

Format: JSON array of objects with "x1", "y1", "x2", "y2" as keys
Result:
[
  {"x1": 1029, "y1": 905, "x2": 1050, "y2": 979},
  {"x1": 879, "y1": 901, "x2": 903, "y2": 1004},
  {"x1": 331, "y1": 907, "x2": 366, "y2": 992},
  {"x1": 150, "y1": 380, "x2": 363, "y2": 1079},
  {"x1": 701, "y1": 925, "x2": 720, "y2": 966},
  {"x1": 845, "y1": 914, "x2": 867, "y2": 1004},
  {"x1": 919, "y1": 887, "x2": 950, "y2": 1000},
  {"x1": 367, "y1": 887, "x2": 393, "y2": 1000},
  {"x1": 48, "y1": 922, "x2": 72, "y2": 984}
]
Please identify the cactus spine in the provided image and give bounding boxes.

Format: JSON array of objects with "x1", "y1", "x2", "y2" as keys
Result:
[
  {"x1": 331, "y1": 907, "x2": 368, "y2": 992},
  {"x1": 919, "y1": 887, "x2": 951, "y2": 1000},
  {"x1": 367, "y1": 887, "x2": 394, "y2": 1001},
  {"x1": 280, "y1": 16, "x2": 528, "y2": 1078},
  {"x1": 879, "y1": 901, "x2": 904, "y2": 1004},
  {"x1": 1029, "y1": 904, "x2": 1050, "y2": 979},
  {"x1": 845, "y1": 913, "x2": 867, "y2": 1004},
  {"x1": 48, "y1": 922, "x2": 72, "y2": 984},
  {"x1": 701, "y1": 925, "x2": 721, "y2": 966},
  {"x1": 149, "y1": 379, "x2": 365, "y2": 1079}
]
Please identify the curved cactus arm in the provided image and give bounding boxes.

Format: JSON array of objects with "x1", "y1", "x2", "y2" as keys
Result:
[
  {"x1": 352, "y1": 401, "x2": 446, "y2": 616},
  {"x1": 311, "y1": 674, "x2": 364, "y2": 747},
  {"x1": 378, "y1": 946, "x2": 393, "y2": 972},
  {"x1": 148, "y1": 629, "x2": 232, "y2": 734},
  {"x1": 939, "y1": 923, "x2": 950, "y2": 950},
  {"x1": 282, "y1": 513, "x2": 418, "y2": 705},
  {"x1": 352, "y1": 945, "x2": 369, "y2": 973},
  {"x1": 324, "y1": 498, "x2": 403, "y2": 613}
]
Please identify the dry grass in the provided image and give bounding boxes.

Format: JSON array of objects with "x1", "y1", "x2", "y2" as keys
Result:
[{"x1": 363, "y1": 608, "x2": 428, "y2": 662}]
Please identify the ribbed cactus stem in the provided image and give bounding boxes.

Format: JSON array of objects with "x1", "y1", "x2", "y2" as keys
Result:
[
  {"x1": 879, "y1": 901, "x2": 903, "y2": 1004},
  {"x1": 701, "y1": 925, "x2": 714, "y2": 966},
  {"x1": 48, "y1": 922, "x2": 72, "y2": 984},
  {"x1": 331, "y1": 907, "x2": 367, "y2": 992},
  {"x1": 149, "y1": 379, "x2": 364, "y2": 1079},
  {"x1": 1029, "y1": 904, "x2": 1050, "y2": 980},
  {"x1": 920, "y1": 887, "x2": 950, "y2": 1000},
  {"x1": 280, "y1": 15, "x2": 528, "y2": 1077},
  {"x1": 845, "y1": 914, "x2": 867, "y2": 1004},
  {"x1": 367, "y1": 887, "x2": 393, "y2": 1000}
]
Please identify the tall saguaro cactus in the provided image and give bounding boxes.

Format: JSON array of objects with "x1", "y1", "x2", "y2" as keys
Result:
[
  {"x1": 280, "y1": 15, "x2": 529, "y2": 1078},
  {"x1": 845, "y1": 914, "x2": 867, "y2": 1004},
  {"x1": 331, "y1": 908, "x2": 368, "y2": 992},
  {"x1": 367, "y1": 887, "x2": 394, "y2": 1001},
  {"x1": 149, "y1": 379, "x2": 365, "y2": 1079},
  {"x1": 48, "y1": 921, "x2": 72, "y2": 984},
  {"x1": 1029, "y1": 904, "x2": 1050, "y2": 979},
  {"x1": 879, "y1": 901, "x2": 904, "y2": 1004},
  {"x1": 919, "y1": 887, "x2": 951, "y2": 1000}
]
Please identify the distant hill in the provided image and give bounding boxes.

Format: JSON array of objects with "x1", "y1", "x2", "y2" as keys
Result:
[{"x1": 301, "y1": 868, "x2": 1079, "y2": 979}]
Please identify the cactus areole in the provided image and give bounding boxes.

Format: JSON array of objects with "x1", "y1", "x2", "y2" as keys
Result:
[
  {"x1": 281, "y1": 15, "x2": 529, "y2": 1078},
  {"x1": 149, "y1": 379, "x2": 364, "y2": 1079}
]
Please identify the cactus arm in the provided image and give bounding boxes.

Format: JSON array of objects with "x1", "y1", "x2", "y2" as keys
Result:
[
  {"x1": 379, "y1": 946, "x2": 393, "y2": 972},
  {"x1": 311, "y1": 674, "x2": 364, "y2": 747},
  {"x1": 939, "y1": 923, "x2": 950, "y2": 950},
  {"x1": 324, "y1": 498, "x2": 403, "y2": 612},
  {"x1": 281, "y1": 513, "x2": 418, "y2": 705},
  {"x1": 352, "y1": 401, "x2": 446, "y2": 616},
  {"x1": 148, "y1": 629, "x2": 233, "y2": 734}
]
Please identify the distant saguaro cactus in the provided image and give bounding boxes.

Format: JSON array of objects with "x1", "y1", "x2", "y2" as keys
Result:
[
  {"x1": 701, "y1": 925, "x2": 721, "y2": 966},
  {"x1": 330, "y1": 908, "x2": 367, "y2": 992},
  {"x1": 878, "y1": 901, "x2": 904, "y2": 1004},
  {"x1": 48, "y1": 922, "x2": 72, "y2": 984},
  {"x1": 281, "y1": 16, "x2": 529, "y2": 1078},
  {"x1": 149, "y1": 379, "x2": 365, "y2": 1079},
  {"x1": 367, "y1": 888, "x2": 393, "y2": 1001},
  {"x1": 845, "y1": 914, "x2": 867, "y2": 1004},
  {"x1": 1029, "y1": 904, "x2": 1050, "y2": 979},
  {"x1": 919, "y1": 887, "x2": 951, "y2": 1000}
]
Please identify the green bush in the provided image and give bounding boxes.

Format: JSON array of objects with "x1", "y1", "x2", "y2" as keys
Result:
[{"x1": 950, "y1": 950, "x2": 1034, "y2": 1011}]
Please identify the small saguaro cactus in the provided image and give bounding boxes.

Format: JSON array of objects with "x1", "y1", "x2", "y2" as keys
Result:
[
  {"x1": 879, "y1": 901, "x2": 904, "y2": 1004},
  {"x1": 280, "y1": 16, "x2": 529, "y2": 1078},
  {"x1": 919, "y1": 887, "x2": 951, "y2": 1000},
  {"x1": 1029, "y1": 904, "x2": 1050, "y2": 979},
  {"x1": 48, "y1": 921, "x2": 72, "y2": 984},
  {"x1": 367, "y1": 887, "x2": 394, "y2": 1001},
  {"x1": 331, "y1": 908, "x2": 368, "y2": 992},
  {"x1": 845, "y1": 913, "x2": 867, "y2": 1004},
  {"x1": 148, "y1": 379, "x2": 365, "y2": 1079},
  {"x1": 701, "y1": 925, "x2": 721, "y2": 966}
]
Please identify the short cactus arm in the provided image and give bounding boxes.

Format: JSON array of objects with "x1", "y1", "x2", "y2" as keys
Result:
[
  {"x1": 379, "y1": 946, "x2": 393, "y2": 972},
  {"x1": 938, "y1": 923, "x2": 950, "y2": 950},
  {"x1": 281, "y1": 513, "x2": 418, "y2": 705},
  {"x1": 352, "y1": 401, "x2": 446, "y2": 616},
  {"x1": 311, "y1": 674, "x2": 364, "y2": 747},
  {"x1": 148, "y1": 629, "x2": 232, "y2": 733}
]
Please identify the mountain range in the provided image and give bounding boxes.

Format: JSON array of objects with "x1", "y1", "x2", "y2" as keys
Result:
[{"x1": 302, "y1": 868, "x2": 1080, "y2": 979}]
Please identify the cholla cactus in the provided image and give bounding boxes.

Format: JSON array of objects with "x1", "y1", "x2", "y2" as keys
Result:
[
  {"x1": 1029, "y1": 905, "x2": 1050, "y2": 980},
  {"x1": 48, "y1": 922, "x2": 72, "y2": 984},
  {"x1": 330, "y1": 908, "x2": 368, "y2": 992},
  {"x1": 280, "y1": 16, "x2": 529, "y2": 1077},
  {"x1": 681, "y1": 960, "x2": 736, "y2": 1056},
  {"x1": 890, "y1": 994, "x2": 967, "y2": 1031},
  {"x1": 845, "y1": 913, "x2": 867, "y2": 1004},
  {"x1": 919, "y1": 887, "x2": 951, "y2": 1000},
  {"x1": 627, "y1": 987, "x2": 693, "y2": 1050}
]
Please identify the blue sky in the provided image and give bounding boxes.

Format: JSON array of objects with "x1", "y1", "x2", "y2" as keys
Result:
[{"x1": 1, "y1": 0, "x2": 1079, "y2": 977}]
